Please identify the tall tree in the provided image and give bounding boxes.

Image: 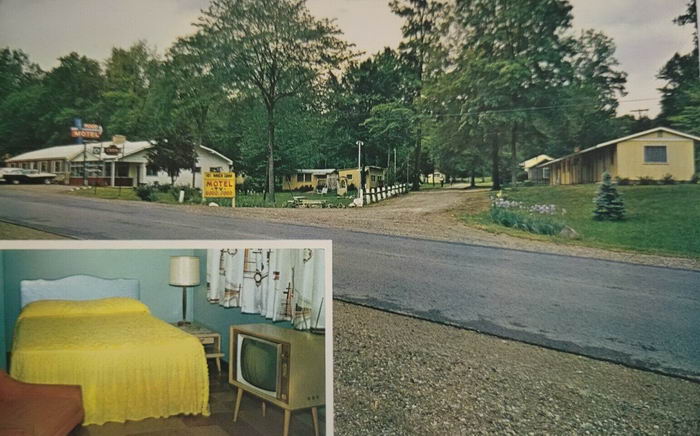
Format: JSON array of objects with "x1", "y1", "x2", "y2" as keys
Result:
[
  {"x1": 197, "y1": 0, "x2": 352, "y2": 202},
  {"x1": 657, "y1": 0, "x2": 698, "y2": 123},
  {"x1": 36, "y1": 52, "x2": 104, "y2": 146},
  {"x1": 429, "y1": 0, "x2": 574, "y2": 189},
  {"x1": 390, "y1": 0, "x2": 447, "y2": 190},
  {"x1": 0, "y1": 48, "x2": 44, "y2": 157},
  {"x1": 100, "y1": 41, "x2": 159, "y2": 139}
]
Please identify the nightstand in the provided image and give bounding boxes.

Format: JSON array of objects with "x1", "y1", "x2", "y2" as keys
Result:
[{"x1": 173, "y1": 322, "x2": 224, "y2": 373}]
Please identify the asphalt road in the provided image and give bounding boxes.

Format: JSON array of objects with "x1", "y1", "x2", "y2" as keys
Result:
[{"x1": 1, "y1": 187, "x2": 699, "y2": 380}]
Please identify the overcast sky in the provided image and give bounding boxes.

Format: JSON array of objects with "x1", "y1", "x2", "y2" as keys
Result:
[{"x1": 0, "y1": 0, "x2": 694, "y2": 117}]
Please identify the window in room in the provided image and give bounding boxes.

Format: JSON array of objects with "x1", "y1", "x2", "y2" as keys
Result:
[
  {"x1": 644, "y1": 146, "x2": 667, "y2": 163},
  {"x1": 146, "y1": 165, "x2": 158, "y2": 176}
]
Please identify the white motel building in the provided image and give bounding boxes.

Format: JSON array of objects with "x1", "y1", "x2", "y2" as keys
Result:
[{"x1": 4, "y1": 136, "x2": 233, "y2": 189}]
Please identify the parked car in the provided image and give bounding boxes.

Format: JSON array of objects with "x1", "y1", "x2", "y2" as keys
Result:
[{"x1": 0, "y1": 168, "x2": 57, "y2": 184}]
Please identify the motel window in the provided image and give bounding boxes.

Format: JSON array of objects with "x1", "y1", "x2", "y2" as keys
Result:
[
  {"x1": 209, "y1": 167, "x2": 222, "y2": 172},
  {"x1": 146, "y1": 165, "x2": 158, "y2": 176},
  {"x1": 297, "y1": 174, "x2": 304, "y2": 182},
  {"x1": 41, "y1": 162, "x2": 48, "y2": 172},
  {"x1": 543, "y1": 167, "x2": 550, "y2": 179},
  {"x1": 53, "y1": 161, "x2": 62, "y2": 172},
  {"x1": 71, "y1": 163, "x2": 84, "y2": 177},
  {"x1": 193, "y1": 166, "x2": 201, "y2": 173},
  {"x1": 644, "y1": 146, "x2": 667, "y2": 163},
  {"x1": 304, "y1": 174, "x2": 312, "y2": 182},
  {"x1": 371, "y1": 175, "x2": 376, "y2": 182},
  {"x1": 346, "y1": 174, "x2": 352, "y2": 180}
]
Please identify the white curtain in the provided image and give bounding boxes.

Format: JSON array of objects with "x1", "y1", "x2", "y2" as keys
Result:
[{"x1": 206, "y1": 248, "x2": 326, "y2": 331}]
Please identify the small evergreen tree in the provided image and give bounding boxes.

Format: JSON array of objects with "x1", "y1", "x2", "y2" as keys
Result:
[{"x1": 593, "y1": 172, "x2": 625, "y2": 220}]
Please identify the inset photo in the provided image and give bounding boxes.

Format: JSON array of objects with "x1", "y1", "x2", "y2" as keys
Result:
[{"x1": 0, "y1": 241, "x2": 332, "y2": 436}]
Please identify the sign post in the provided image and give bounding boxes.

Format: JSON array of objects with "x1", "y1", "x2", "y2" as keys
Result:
[
  {"x1": 71, "y1": 120, "x2": 103, "y2": 186},
  {"x1": 203, "y1": 171, "x2": 236, "y2": 207}
]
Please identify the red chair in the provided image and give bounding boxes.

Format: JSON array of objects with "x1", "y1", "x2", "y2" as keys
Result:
[{"x1": 0, "y1": 370, "x2": 84, "y2": 436}]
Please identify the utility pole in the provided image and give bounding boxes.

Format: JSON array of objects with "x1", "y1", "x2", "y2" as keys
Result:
[
  {"x1": 356, "y1": 140, "x2": 363, "y2": 201},
  {"x1": 631, "y1": 108, "x2": 649, "y2": 119},
  {"x1": 696, "y1": 0, "x2": 700, "y2": 78}
]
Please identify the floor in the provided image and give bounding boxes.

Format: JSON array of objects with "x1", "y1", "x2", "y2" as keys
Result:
[{"x1": 71, "y1": 361, "x2": 325, "y2": 436}]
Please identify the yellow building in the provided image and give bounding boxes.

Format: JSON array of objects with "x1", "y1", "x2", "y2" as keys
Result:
[
  {"x1": 338, "y1": 166, "x2": 386, "y2": 191},
  {"x1": 540, "y1": 127, "x2": 698, "y2": 185},
  {"x1": 282, "y1": 169, "x2": 338, "y2": 191}
]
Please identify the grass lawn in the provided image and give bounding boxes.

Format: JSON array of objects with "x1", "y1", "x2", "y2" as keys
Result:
[
  {"x1": 463, "y1": 184, "x2": 700, "y2": 258},
  {"x1": 0, "y1": 220, "x2": 68, "y2": 239},
  {"x1": 70, "y1": 186, "x2": 353, "y2": 208}
]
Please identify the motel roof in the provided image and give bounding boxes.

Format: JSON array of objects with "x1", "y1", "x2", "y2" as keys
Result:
[
  {"x1": 539, "y1": 127, "x2": 700, "y2": 168},
  {"x1": 520, "y1": 154, "x2": 553, "y2": 169},
  {"x1": 296, "y1": 168, "x2": 337, "y2": 175},
  {"x1": 7, "y1": 141, "x2": 232, "y2": 164}
]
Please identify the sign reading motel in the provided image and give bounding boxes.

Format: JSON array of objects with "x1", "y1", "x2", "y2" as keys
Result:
[
  {"x1": 70, "y1": 123, "x2": 103, "y2": 139},
  {"x1": 204, "y1": 171, "x2": 236, "y2": 199}
]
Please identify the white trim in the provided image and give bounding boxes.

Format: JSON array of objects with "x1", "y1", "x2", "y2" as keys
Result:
[{"x1": 199, "y1": 145, "x2": 233, "y2": 165}]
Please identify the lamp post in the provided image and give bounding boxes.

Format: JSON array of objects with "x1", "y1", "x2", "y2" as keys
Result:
[{"x1": 356, "y1": 140, "x2": 363, "y2": 201}]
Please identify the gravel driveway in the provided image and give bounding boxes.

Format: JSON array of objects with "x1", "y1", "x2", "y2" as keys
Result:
[{"x1": 334, "y1": 302, "x2": 700, "y2": 435}]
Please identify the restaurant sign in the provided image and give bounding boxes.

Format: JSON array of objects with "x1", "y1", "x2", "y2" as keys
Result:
[{"x1": 204, "y1": 171, "x2": 236, "y2": 198}]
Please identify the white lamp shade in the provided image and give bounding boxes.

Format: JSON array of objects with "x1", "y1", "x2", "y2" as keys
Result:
[{"x1": 169, "y1": 256, "x2": 200, "y2": 286}]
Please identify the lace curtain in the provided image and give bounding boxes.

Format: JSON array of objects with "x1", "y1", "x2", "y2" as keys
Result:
[{"x1": 206, "y1": 248, "x2": 326, "y2": 331}]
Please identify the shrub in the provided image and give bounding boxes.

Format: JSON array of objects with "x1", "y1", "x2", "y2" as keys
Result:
[
  {"x1": 661, "y1": 174, "x2": 676, "y2": 185},
  {"x1": 593, "y1": 172, "x2": 625, "y2": 221},
  {"x1": 516, "y1": 172, "x2": 529, "y2": 182},
  {"x1": 489, "y1": 207, "x2": 564, "y2": 235},
  {"x1": 297, "y1": 185, "x2": 314, "y2": 192},
  {"x1": 638, "y1": 176, "x2": 656, "y2": 185},
  {"x1": 134, "y1": 185, "x2": 157, "y2": 202},
  {"x1": 691, "y1": 174, "x2": 699, "y2": 184},
  {"x1": 155, "y1": 183, "x2": 172, "y2": 193},
  {"x1": 615, "y1": 176, "x2": 631, "y2": 186}
]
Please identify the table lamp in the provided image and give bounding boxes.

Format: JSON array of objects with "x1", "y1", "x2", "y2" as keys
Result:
[{"x1": 169, "y1": 256, "x2": 200, "y2": 326}]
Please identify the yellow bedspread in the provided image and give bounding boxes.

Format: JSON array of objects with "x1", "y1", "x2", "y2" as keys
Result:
[{"x1": 11, "y1": 300, "x2": 210, "y2": 425}]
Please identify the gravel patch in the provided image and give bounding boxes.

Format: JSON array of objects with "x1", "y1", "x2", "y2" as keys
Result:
[{"x1": 333, "y1": 301, "x2": 700, "y2": 435}]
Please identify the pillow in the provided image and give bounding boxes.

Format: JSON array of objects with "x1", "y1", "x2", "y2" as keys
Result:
[{"x1": 19, "y1": 297, "x2": 150, "y2": 319}]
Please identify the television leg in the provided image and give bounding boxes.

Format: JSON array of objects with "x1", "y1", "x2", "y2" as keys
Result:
[
  {"x1": 283, "y1": 410, "x2": 291, "y2": 436},
  {"x1": 311, "y1": 407, "x2": 319, "y2": 436},
  {"x1": 233, "y1": 388, "x2": 243, "y2": 422}
]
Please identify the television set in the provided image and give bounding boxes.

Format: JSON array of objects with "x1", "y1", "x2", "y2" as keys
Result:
[{"x1": 229, "y1": 324, "x2": 325, "y2": 411}]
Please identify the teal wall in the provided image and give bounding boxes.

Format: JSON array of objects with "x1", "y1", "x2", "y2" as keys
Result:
[
  {"x1": 2, "y1": 249, "x2": 199, "y2": 351},
  {"x1": 1, "y1": 249, "x2": 290, "y2": 364},
  {"x1": 0, "y1": 251, "x2": 6, "y2": 371},
  {"x1": 191, "y1": 249, "x2": 292, "y2": 362}
]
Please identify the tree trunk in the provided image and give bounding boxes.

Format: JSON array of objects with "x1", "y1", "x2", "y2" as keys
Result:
[
  {"x1": 511, "y1": 123, "x2": 518, "y2": 187},
  {"x1": 266, "y1": 106, "x2": 276, "y2": 203},
  {"x1": 470, "y1": 168, "x2": 476, "y2": 188},
  {"x1": 491, "y1": 137, "x2": 501, "y2": 191},
  {"x1": 412, "y1": 126, "x2": 422, "y2": 191}
]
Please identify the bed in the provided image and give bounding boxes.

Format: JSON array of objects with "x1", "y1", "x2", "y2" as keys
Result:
[{"x1": 10, "y1": 275, "x2": 210, "y2": 426}]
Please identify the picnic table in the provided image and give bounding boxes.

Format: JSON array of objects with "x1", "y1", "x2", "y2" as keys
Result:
[{"x1": 286, "y1": 196, "x2": 327, "y2": 208}]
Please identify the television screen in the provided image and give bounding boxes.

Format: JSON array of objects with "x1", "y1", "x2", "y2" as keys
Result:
[{"x1": 240, "y1": 337, "x2": 278, "y2": 392}]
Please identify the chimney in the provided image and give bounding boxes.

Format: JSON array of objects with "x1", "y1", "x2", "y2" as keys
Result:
[{"x1": 112, "y1": 135, "x2": 126, "y2": 144}]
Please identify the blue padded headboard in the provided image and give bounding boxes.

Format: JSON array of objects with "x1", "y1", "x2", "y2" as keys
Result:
[{"x1": 20, "y1": 275, "x2": 140, "y2": 307}]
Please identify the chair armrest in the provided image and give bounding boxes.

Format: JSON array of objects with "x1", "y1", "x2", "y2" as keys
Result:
[{"x1": 0, "y1": 371, "x2": 82, "y2": 402}]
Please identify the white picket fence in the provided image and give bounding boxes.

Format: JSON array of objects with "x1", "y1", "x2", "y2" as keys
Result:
[{"x1": 357, "y1": 183, "x2": 410, "y2": 206}]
